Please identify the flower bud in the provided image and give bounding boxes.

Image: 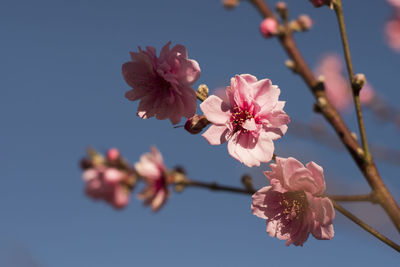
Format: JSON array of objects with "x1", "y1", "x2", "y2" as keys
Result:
[
  {"x1": 309, "y1": 0, "x2": 332, "y2": 8},
  {"x1": 297, "y1": 15, "x2": 313, "y2": 31},
  {"x1": 197, "y1": 84, "x2": 209, "y2": 100},
  {"x1": 260, "y1": 18, "x2": 278, "y2": 38},
  {"x1": 184, "y1": 114, "x2": 209, "y2": 134},
  {"x1": 222, "y1": 0, "x2": 239, "y2": 9},
  {"x1": 80, "y1": 158, "x2": 93, "y2": 170},
  {"x1": 275, "y1": 1, "x2": 287, "y2": 13},
  {"x1": 107, "y1": 148, "x2": 120, "y2": 162},
  {"x1": 352, "y1": 73, "x2": 366, "y2": 93}
]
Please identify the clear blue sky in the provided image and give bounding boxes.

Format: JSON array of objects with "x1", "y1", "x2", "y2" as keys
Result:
[{"x1": 1, "y1": 0, "x2": 399, "y2": 266}]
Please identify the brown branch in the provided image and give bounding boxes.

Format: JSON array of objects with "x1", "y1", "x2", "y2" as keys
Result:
[
  {"x1": 247, "y1": 0, "x2": 400, "y2": 233},
  {"x1": 177, "y1": 176, "x2": 399, "y2": 252},
  {"x1": 333, "y1": 0, "x2": 370, "y2": 162},
  {"x1": 289, "y1": 121, "x2": 400, "y2": 166}
]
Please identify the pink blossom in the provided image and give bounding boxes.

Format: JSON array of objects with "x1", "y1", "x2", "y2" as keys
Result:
[
  {"x1": 260, "y1": 18, "x2": 278, "y2": 38},
  {"x1": 316, "y1": 54, "x2": 375, "y2": 111},
  {"x1": 122, "y1": 42, "x2": 201, "y2": 124},
  {"x1": 83, "y1": 166, "x2": 130, "y2": 209},
  {"x1": 252, "y1": 157, "x2": 335, "y2": 246},
  {"x1": 385, "y1": 17, "x2": 400, "y2": 53},
  {"x1": 388, "y1": 0, "x2": 400, "y2": 9},
  {"x1": 135, "y1": 147, "x2": 169, "y2": 211},
  {"x1": 200, "y1": 74, "x2": 290, "y2": 167}
]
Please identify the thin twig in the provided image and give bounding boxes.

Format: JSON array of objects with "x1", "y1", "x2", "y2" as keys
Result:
[
  {"x1": 289, "y1": 121, "x2": 400, "y2": 166},
  {"x1": 333, "y1": 0, "x2": 371, "y2": 162},
  {"x1": 331, "y1": 200, "x2": 400, "y2": 252},
  {"x1": 179, "y1": 177, "x2": 399, "y2": 252},
  {"x1": 326, "y1": 194, "x2": 375, "y2": 203}
]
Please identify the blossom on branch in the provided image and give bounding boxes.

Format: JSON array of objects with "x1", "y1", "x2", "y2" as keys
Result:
[
  {"x1": 135, "y1": 147, "x2": 170, "y2": 211},
  {"x1": 252, "y1": 157, "x2": 335, "y2": 246},
  {"x1": 316, "y1": 54, "x2": 375, "y2": 112},
  {"x1": 81, "y1": 148, "x2": 134, "y2": 209},
  {"x1": 122, "y1": 42, "x2": 201, "y2": 125},
  {"x1": 200, "y1": 74, "x2": 290, "y2": 167}
]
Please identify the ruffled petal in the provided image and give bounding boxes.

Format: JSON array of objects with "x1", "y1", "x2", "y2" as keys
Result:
[
  {"x1": 202, "y1": 125, "x2": 231, "y2": 145},
  {"x1": 306, "y1": 161, "x2": 326, "y2": 194},
  {"x1": 200, "y1": 95, "x2": 231, "y2": 125}
]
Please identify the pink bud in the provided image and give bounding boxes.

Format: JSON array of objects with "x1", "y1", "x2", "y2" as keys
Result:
[
  {"x1": 260, "y1": 18, "x2": 278, "y2": 38},
  {"x1": 298, "y1": 15, "x2": 313, "y2": 30},
  {"x1": 222, "y1": 0, "x2": 239, "y2": 9},
  {"x1": 309, "y1": 0, "x2": 329, "y2": 7},
  {"x1": 107, "y1": 148, "x2": 120, "y2": 161}
]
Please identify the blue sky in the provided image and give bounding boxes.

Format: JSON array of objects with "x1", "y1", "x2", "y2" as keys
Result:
[{"x1": 1, "y1": 0, "x2": 399, "y2": 266}]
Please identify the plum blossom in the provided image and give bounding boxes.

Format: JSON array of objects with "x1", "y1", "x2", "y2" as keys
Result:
[
  {"x1": 252, "y1": 157, "x2": 335, "y2": 246},
  {"x1": 200, "y1": 74, "x2": 290, "y2": 167},
  {"x1": 135, "y1": 147, "x2": 170, "y2": 211},
  {"x1": 316, "y1": 54, "x2": 375, "y2": 112},
  {"x1": 83, "y1": 166, "x2": 131, "y2": 209},
  {"x1": 122, "y1": 42, "x2": 201, "y2": 125},
  {"x1": 81, "y1": 148, "x2": 135, "y2": 209},
  {"x1": 385, "y1": 0, "x2": 400, "y2": 53}
]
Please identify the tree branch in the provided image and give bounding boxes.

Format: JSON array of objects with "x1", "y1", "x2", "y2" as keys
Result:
[{"x1": 247, "y1": 0, "x2": 400, "y2": 233}]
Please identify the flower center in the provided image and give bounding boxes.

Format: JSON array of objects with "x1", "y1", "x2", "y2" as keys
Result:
[
  {"x1": 230, "y1": 105, "x2": 254, "y2": 132},
  {"x1": 154, "y1": 68, "x2": 172, "y2": 91},
  {"x1": 278, "y1": 191, "x2": 307, "y2": 221}
]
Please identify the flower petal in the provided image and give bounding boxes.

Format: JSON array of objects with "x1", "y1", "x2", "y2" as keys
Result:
[
  {"x1": 202, "y1": 125, "x2": 231, "y2": 145},
  {"x1": 200, "y1": 95, "x2": 231, "y2": 125}
]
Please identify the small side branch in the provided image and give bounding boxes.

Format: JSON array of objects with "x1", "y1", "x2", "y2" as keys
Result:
[{"x1": 331, "y1": 200, "x2": 400, "y2": 253}]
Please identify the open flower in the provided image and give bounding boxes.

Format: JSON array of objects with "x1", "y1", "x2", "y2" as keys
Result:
[
  {"x1": 252, "y1": 157, "x2": 335, "y2": 246},
  {"x1": 135, "y1": 147, "x2": 169, "y2": 211},
  {"x1": 83, "y1": 166, "x2": 131, "y2": 209},
  {"x1": 316, "y1": 54, "x2": 375, "y2": 112},
  {"x1": 200, "y1": 74, "x2": 290, "y2": 167},
  {"x1": 122, "y1": 42, "x2": 201, "y2": 124}
]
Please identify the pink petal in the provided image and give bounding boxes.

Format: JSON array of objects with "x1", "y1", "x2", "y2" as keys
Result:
[
  {"x1": 135, "y1": 155, "x2": 162, "y2": 180},
  {"x1": 248, "y1": 132, "x2": 274, "y2": 163},
  {"x1": 200, "y1": 95, "x2": 231, "y2": 125},
  {"x1": 151, "y1": 189, "x2": 168, "y2": 212},
  {"x1": 104, "y1": 168, "x2": 124, "y2": 184},
  {"x1": 282, "y1": 157, "x2": 305, "y2": 188},
  {"x1": 82, "y1": 169, "x2": 98, "y2": 182},
  {"x1": 202, "y1": 125, "x2": 230, "y2": 145},
  {"x1": 251, "y1": 186, "x2": 272, "y2": 219},
  {"x1": 113, "y1": 186, "x2": 130, "y2": 209},
  {"x1": 234, "y1": 133, "x2": 260, "y2": 167},
  {"x1": 253, "y1": 81, "x2": 280, "y2": 113},
  {"x1": 306, "y1": 161, "x2": 326, "y2": 194},
  {"x1": 311, "y1": 197, "x2": 335, "y2": 240},
  {"x1": 242, "y1": 118, "x2": 257, "y2": 131},
  {"x1": 287, "y1": 168, "x2": 320, "y2": 194}
]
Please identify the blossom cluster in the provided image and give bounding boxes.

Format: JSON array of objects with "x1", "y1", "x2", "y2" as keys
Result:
[
  {"x1": 81, "y1": 37, "x2": 337, "y2": 247},
  {"x1": 81, "y1": 147, "x2": 170, "y2": 211}
]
